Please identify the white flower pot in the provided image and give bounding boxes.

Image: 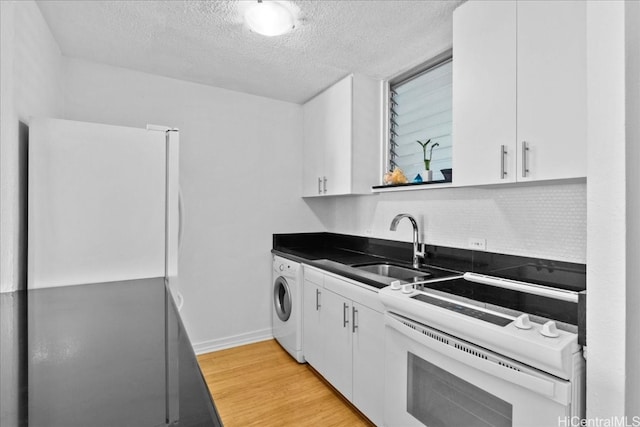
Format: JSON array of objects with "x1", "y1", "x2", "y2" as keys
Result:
[{"x1": 421, "y1": 170, "x2": 432, "y2": 182}]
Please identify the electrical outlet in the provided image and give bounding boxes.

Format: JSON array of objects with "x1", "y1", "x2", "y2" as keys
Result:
[{"x1": 468, "y1": 238, "x2": 487, "y2": 251}]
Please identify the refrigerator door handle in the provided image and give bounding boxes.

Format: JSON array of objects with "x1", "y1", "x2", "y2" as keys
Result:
[{"x1": 178, "y1": 187, "x2": 184, "y2": 253}]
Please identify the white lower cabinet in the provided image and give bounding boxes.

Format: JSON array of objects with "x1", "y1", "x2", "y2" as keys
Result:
[
  {"x1": 302, "y1": 266, "x2": 384, "y2": 426},
  {"x1": 322, "y1": 289, "x2": 354, "y2": 400},
  {"x1": 351, "y1": 301, "x2": 384, "y2": 425},
  {"x1": 303, "y1": 278, "x2": 324, "y2": 373}
]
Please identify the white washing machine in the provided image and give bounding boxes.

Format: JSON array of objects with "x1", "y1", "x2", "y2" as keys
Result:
[{"x1": 272, "y1": 255, "x2": 305, "y2": 363}]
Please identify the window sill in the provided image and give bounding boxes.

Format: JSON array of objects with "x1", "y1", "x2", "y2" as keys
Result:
[{"x1": 371, "y1": 180, "x2": 453, "y2": 193}]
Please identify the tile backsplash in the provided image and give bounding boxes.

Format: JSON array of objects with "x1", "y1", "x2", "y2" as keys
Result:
[{"x1": 307, "y1": 180, "x2": 586, "y2": 264}]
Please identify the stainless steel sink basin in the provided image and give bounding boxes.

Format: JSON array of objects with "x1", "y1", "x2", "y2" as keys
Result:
[{"x1": 354, "y1": 263, "x2": 431, "y2": 281}]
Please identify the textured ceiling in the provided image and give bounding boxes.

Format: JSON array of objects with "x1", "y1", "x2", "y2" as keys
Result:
[{"x1": 37, "y1": 0, "x2": 464, "y2": 104}]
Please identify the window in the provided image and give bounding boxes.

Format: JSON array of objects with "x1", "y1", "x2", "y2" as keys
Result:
[{"x1": 388, "y1": 52, "x2": 453, "y2": 183}]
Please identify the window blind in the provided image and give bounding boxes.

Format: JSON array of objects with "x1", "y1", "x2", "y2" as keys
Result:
[{"x1": 389, "y1": 59, "x2": 452, "y2": 181}]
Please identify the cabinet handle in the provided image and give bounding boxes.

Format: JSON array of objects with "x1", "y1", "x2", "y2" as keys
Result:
[
  {"x1": 323, "y1": 176, "x2": 327, "y2": 194},
  {"x1": 352, "y1": 306, "x2": 358, "y2": 333},
  {"x1": 343, "y1": 303, "x2": 349, "y2": 328},
  {"x1": 315, "y1": 289, "x2": 321, "y2": 310},
  {"x1": 318, "y1": 177, "x2": 322, "y2": 194},
  {"x1": 522, "y1": 141, "x2": 530, "y2": 178},
  {"x1": 500, "y1": 145, "x2": 507, "y2": 179}
]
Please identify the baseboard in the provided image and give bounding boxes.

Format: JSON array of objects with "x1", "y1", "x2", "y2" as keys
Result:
[{"x1": 192, "y1": 328, "x2": 274, "y2": 355}]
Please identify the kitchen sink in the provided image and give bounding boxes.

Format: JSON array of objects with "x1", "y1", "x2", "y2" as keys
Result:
[
  {"x1": 353, "y1": 263, "x2": 432, "y2": 281},
  {"x1": 352, "y1": 262, "x2": 463, "y2": 283}
]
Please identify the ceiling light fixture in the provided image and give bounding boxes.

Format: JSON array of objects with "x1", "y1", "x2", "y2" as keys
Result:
[{"x1": 244, "y1": 0, "x2": 295, "y2": 37}]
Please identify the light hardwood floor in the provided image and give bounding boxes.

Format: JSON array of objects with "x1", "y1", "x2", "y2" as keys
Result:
[{"x1": 198, "y1": 339, "x2": 375, "y2": 427}]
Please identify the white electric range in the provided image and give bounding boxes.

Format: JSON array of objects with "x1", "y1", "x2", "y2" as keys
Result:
[{"x1": 380, "y1": 273, "x2": 585, "y2": 427}]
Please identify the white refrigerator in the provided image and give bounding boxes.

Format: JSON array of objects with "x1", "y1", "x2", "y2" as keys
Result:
[{"x1": 28, "y1": 118, "x2": 180, "y2": 293}]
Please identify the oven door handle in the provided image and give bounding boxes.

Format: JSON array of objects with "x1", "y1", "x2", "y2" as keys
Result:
[{"x1": 386, "y1": 315, "x2": 568, "y2": 402}]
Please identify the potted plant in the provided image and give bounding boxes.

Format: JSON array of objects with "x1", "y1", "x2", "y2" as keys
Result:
[{"x1": 417, "y1": 138, "x2": 439, "y2": 182}]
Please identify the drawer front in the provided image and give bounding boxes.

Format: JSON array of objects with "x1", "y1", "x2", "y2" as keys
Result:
[
  {"x1": 303, "y1": 265, "x2": 324, "y2": 287},
  {"x1": 324, "y1": 273, "x2": 384, "y2": 313}
]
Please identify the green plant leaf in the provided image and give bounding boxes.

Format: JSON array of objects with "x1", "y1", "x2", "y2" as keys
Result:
[
  {"x1": 417, "y1": 138, "x2": 435, "y2": 161},
  {"x1": 428, "y1": 142, "x2": 440, "y2": 162}
]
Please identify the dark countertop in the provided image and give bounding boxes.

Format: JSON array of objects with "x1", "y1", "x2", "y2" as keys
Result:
[
  {"x1": 273, "y1": 232, "x2": 587, "y2": 344},
  {"x1": 0, "y1": 278, "x2": 222, "y2": 427},
  {"x1": 273, "y1": 232, "x2": 587, "y2": 291},
  {"x1": 272, "y1": 248, "x2": 400, "y2": 289},
  {"x1": 272, "y1": 249, "x2": 462, "y2": 290}
]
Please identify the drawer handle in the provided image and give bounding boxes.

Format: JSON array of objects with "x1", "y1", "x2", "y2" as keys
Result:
[
  {"x1": 315, "y1": 289, "x2": 321, "y2": 310},
  {"x1": 318, "y1": 177, "x2": 322, "y2": 194}
]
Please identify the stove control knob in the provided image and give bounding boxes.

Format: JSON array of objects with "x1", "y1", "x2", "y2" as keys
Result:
[
  {"x1": 514, "y1": 314, "x2": 532, "y2": 330},
  {"x1": 540, "y1": 321, "x2": 560, "y2": 338},
  {"x1": 390, "y1": 280, "x2": 402, "y2": 290},
  {"x1": 401, "y1": 284, "x2": 415, "y2": 294}
]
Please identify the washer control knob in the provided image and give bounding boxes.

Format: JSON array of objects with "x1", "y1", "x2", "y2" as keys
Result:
[
  {"x1": 390, "y1": 280, "x2": 402, "y2": 290},
  {"x1": 540, "y1": 321, "x2": 560, "y2": 338},
  {"x1": 401, "y1": 284, "x2": 414, "y2": 294},
  {"x1": 514, "y1": 314, "x2": 532, "y2": 330},
  {"x1": 279, "y1": 264, "x2": 285, "y2": 272}
]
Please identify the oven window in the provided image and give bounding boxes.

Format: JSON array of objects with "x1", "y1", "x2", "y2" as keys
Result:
[{"x1": 407, "y1": 352, "x2": 512, "y2": 427}]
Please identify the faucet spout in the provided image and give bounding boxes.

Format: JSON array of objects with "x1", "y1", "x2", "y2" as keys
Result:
[{"x1": 390, "y1": 214, "x2": 425, "y2": 269}]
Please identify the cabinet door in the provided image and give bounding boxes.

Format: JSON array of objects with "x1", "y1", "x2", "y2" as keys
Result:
[
  {"x1": 322, "y1": 289, "x2": 353, "y2": 401},
  {"x1": 351, "y1": 302, "x2": 385, "y2": 427},
  {"x1": 452, "y1": 0, "x2": 517, "y2": 186},
  {"x1": 516, "y1": 1, "x2": 586, "y2": 181},
  {"x1": 322, "y1": 76, "x2": 353, "y2": 196},
  {"x1": 302, "y1": 95, "x2": 326, "y2": 197},
  {"x1": 303, "y1": 280, "x2": 324, "y2": 374}
]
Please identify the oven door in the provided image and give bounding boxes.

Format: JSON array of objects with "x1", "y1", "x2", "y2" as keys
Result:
[{"x1": 384, "y1": 313, "x2": 577, "y2": 427}]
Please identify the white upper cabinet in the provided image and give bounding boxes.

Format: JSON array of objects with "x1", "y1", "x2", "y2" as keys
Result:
[
  {"x1": 516, "y1": 1, "x2": 587, "y2": 182},
  {"x1": 452, "y1": 1, "x2": 517, "y2": 186},
  {"x1": 302, "y1": 74, "x2": 382, "y2": 197},
  {"x1": 453, "y1": 0, "x2": 586, "y2": 186}
]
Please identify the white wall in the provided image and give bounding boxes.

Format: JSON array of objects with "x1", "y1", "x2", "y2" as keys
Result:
[
  {"x1": 586, "y1": 1, "x2": 626, "y2": 417},
  {"x1": 315, "y1": 181, "x2": 586, "y2": 263},
  {"x1": 625, "y1": 0, "x2": 640, "y2": 414},
  {"x1": 0, "y1": 0, "x2": 64, "y2": 293},
  {"x1": 586, "y1": 0, "x2": 640, "y2": 419},
  {"x1": 62, "y1": 58, "x2": 328, "y2": 351},
  {"x1": 0, "y1": 2, "x2": 64, "y2": 424}
]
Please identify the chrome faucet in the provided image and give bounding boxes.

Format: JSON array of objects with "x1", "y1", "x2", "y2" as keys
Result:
[{"x1": 390, "y1": 214, "x2": 425, "y2": 269}]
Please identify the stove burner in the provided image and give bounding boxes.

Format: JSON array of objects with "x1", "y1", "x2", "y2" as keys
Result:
[
  {"x1": 411, "y1": 293, "x2": 513, "y2": 326},
  {"x1": 421, "y1": 277, "x2": 579, "y2": 326}
]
